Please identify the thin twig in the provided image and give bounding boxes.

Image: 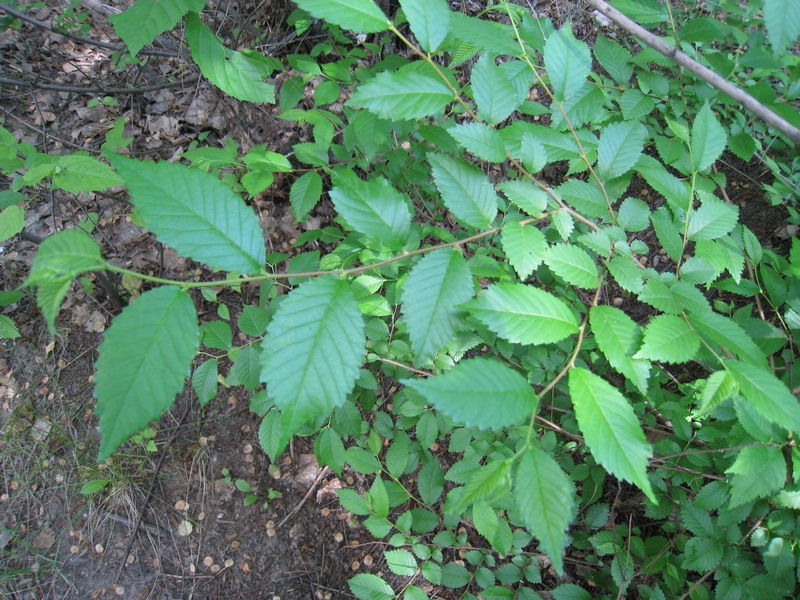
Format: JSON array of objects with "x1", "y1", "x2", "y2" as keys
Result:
[
  {"x1": 585, "y1": 0, "x2": 800, "y2": 145},
  {"x1": 0, "y1": 2, "x2": 178, "y2": 57},
  {"x1": 0, "y1": 74, "x2": 200, "y2": 96},
  {"x1": 276, "y1": 466, "x2": 331, "y2": 528}
]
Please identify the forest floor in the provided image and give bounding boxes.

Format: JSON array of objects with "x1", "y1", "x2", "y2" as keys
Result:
[{"x1": 0, "y1": 0, "x2": 790, "y2": 598}]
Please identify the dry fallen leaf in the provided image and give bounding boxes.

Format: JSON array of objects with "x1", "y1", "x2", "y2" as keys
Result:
[{"x1": 176, "y1": 520, "x2": 193, "y2": 537}]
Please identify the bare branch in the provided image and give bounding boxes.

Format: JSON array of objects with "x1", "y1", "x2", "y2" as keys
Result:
[{"x1": 0, "y1": 74, "x2": 200, "y2": 95}]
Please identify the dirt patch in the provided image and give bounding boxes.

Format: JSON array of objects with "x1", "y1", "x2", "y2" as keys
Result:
[{"x1": 0, "y1": 333, "x2": 392, "y2": 599}]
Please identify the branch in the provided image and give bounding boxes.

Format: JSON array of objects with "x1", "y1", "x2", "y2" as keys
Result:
[
  {"x1": 0, "y1": 74, "x2": 200, "y2": 95},
  {"x1": 0, "y1": 2, "x2": 178, "y2": 57},
  {"x1": 585, "y1": 0, "x2": 800, "y2": 146}
]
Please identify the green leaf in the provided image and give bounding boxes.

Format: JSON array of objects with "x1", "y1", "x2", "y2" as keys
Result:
[
  {"x1": 80, "y1": 479, "x2": 111, "y2": 495},
  {"x1": 385, "y1": 549, "x2": 418, "y2": 577},
  {"x1": 0, "y1": 315, "x2": 20, "y2": 339},
  {"x1": 348, "y1": 70, "x2": 452, "y2": 120},
  {"x1": 593, "y1": 35, "x2": 633, "y2": 85},
  {"x1": 682, "y1": 537, "x2": 723, "y2": 573},
  {"x1": 455, "y1": 459, "x2": 512, "y2": 512},
  {"x1": 725, "y1": 360, "x2": 800, "y2": 429},
  {"x1": 501, "y1": 220, "x2": 547, "y2": 280},
  {"x1": 202, "y1": 321, "x2": 232, "y2": 350},
  {"x1": 696, "y1": 370, "x2": 738, "y2": 415},
  {"x1": 607, "y1": 255, "x2": 644, "y2": 294},
  {"x1": 472, "y1": 53, "x2": 520, "y2": 124},
  {"x1": 26, "y1": 230, "x2": 107, "y2": 333},
  {"x1": 294, "y1": 0, "x2": 389, "y2": 33},
  {"x1": 110, "y1": 155, "x2": 265, "y2": 274},
  {"x1": 0, "y1": 205, "x2": 24, "y2": 243},
  {"x1": 635, "y1": 315, "x2": 701, "y2": 364},
  {"x1": 461, "y1": 283, "x2": 578, "y2": 345},
  {"x1": 545, "y1": 244, "x2": 600, "y2": 289},
  {"x1": 109, "y1": 0, "x2": 204, "y2": 57},
  {"x1": 94, "y1": 287, "x2": 200, "y2": 460},
  {"x1": 368, "y1": 475, "x2": 390, "y2": 518},
  {"x1": 763, "y1": 0, "x2": 800, "y2": 54},
  {"x1": 687, "y1": 198, "x2": 739, "y2": 241},
  {"x1": 399, "y1": 0, "x2": 450, "y2": 52},
  {"x1": 234, "y1": 479, "x2": 253, "y2": 493},
  {"x1": 555, "y1": 179, "x2": 609, "y2": 220},
  {"x1": 650, "y1": 206, "x2": 684, "y2": 262},
  {"x1": 27, "y1": 229, "x2": 106, "y2": 286},
  {"x1": 637, "y1": 154, "x2": 692, "y2": 215},
  {"x1": 242, "y1": 149, "x2": 292, "y2": 172},
  {"x1": 448, "y1": 12, "x2": 519, "y2": 56},
  {"x1": 597, "y1": 121, "x2": 645, "y2": 180},
  {"x1": 32, "y1": 280, "x2": 71, "y2": 335},
  {"x1": 227, "y1": 346, "x2": 261, "y2": 391},
  {"x1": 185, "y1": 12, "x2": 276, "y2": 103},
  {"x1": 315, "y1": 427, "x2": 346, "y2": 475},
  {"x1": 349, "y1": 573, "x2": 395, "y2": 600},
  {"x1": 238, "y1": 305, "x2": 269, "y2": 337},
  {"x1": 403, "y1": 585, "x2": 428, "y2": 600},
  {"x1": 192, "y1": 359, "x2": 218, "y2": 406},
  {"x1": 350, "y1": 111, "x2": 394, "y2": 159},
  {"x1": 260, "y1": 277, "x2": 365, "y2": 449},
  {"x1": 518, "y1": 130, "x2": 548, "y2": 173},
  {"x1": 330, "y1": 170, "x2": 412, "y2": 250},
  {"x1": 337, "y1": 488, "x2": 371, "y2": 515},
  {"x1": 687, "y1": 311, "x2": 768, "y2": 368},
  {"x1": 568, "y1": 368, "x2": 655, "y2": 501},
  {"x1": 726, "y1": 131, "x2": 756, "y2": 162},
  {"x1": 0, "y1": 291, "x2": 23, "y2": 307},
  {"x1": 241, "y1": 170, "x2": 274, "y2": 197},
  {"x1": 401, "y1": 248, "x2": 473, "y2": 364},
  {"x1": 449, "y1": 122, "x2": 507, "y2": 163},
  {"x1": 552, "y1": 210, "x2": 573, "y2": 242},
  {"x1": 418, "y1": 460, "x2": 444, "y2": 505},
  {"x1": 257, "y1": 410, "x2": 282, "y2": 460},
  {"x1": 416, "y1": 411, "x2": 439, "y2": 449},
  {"x1": 499, "y1": 180, "x2": 547, "y2": 217},
  {"x1": 401, "y1": 357, "x2": 536, "y2": 430},
  {"x1": 726, "y1": 445, "x2": 786, "y2": 507},
  {"x1": 386, "y1": 432, "x2": 410, "y2": 478},
  {"x1": 680, "y1": 16, "x2": 733, "y2": 44},
  {"x1": 619, "y1": 89, "x2": 656, "y2": 120},
  {"x1": 0, "y1": 190, "x2": 27, "y2": 210},
  {"x1": 289, "y1": 171, "x2": 323, "y2": 222},
  {"x1": 515, "y1": 446, "x2": 576, "y2": 575},
  {"x1": 691, "y1": 102, "x2": 726, "y2": 172},
  {"x1": 590, "y1": 306, "x2": 650, "y2": 395},
  {"x1": 472, "y1": 500, "x2": 498, "y2": 544},
  {"x1": 441, "y1": 563, "x2": 470, "y2": 588},
  {"x1": 51, "y1": 155, "x2": 124, "y2": 193},
  {"x1": 481, "y1": 586, "x2": 514, "y2": 600},
  {"x1": 544, "y1": 25, "x2": 592, "y2": 103},
  {"x1": 428, "y1": 153, "x2": 498, "y2": 230}
]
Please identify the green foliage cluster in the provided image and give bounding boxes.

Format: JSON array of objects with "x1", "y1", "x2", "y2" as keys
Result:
[{"x1": 3, "y1": 0, "x2": 800, "y2": 596}]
